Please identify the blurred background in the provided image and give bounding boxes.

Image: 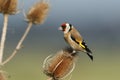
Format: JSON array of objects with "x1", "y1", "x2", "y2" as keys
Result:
[{"x1": 0, "y1": 0, "x2": 120, "y2": 80}]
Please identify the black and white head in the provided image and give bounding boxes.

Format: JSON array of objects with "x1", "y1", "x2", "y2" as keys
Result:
[{"x1": 59, "y1": 23, "x2": 73, "y2": 34}]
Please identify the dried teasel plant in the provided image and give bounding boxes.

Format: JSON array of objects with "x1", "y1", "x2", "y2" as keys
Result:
[
  {"x1": 2, "y1": 0, "x2": 50, "y2": 65},
  {"x1": 0, "y1": 0, "x2": 4, "y2": 12},
  {"x1": 26, "y1": 0, "x2": 49, "y2": 24},
  {"x1": 0, "y1": 0, "x2": 18, "y2": 65},
  {"x1": 43, "y1": 47, "x2": 78, "y2": 80},
  {"x1": 0, "y1": 0, "x2": 18, "y2": 15}
]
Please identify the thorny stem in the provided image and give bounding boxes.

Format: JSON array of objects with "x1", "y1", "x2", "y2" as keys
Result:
[
  {"x1": 2, "y1": 22, "x2": 33, "y2": 65},
  {"x1": 0, "y1": 14, "x2": 8, "y2": 64}
]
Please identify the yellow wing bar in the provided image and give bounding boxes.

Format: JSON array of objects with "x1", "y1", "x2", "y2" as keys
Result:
[{"x1": 80, "y1": 42, "x2": 85, "y2": 48}]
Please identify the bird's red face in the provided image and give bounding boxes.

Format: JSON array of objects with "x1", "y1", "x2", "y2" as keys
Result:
[{"x1": 59, "y1": 23, "x2": 72, "y2": 33}]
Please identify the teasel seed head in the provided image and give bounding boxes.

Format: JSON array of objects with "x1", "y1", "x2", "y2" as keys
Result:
[
  {"x1": 0, "y1": 0, "x2": 18, "y2": 15},
  {"x1": 43, "y1": 47, "x2": 78, "y2": 80},
  {"x1": 0, "y1": 0, "x2": 4, "y2": 13},
  {"x1": 26, "y1": 0, "x2": 49, "y2": 24}
]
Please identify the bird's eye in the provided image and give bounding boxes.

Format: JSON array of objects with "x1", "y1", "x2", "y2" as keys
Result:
[{"x1": 62, "y1": 26, "x2": 66, "y2": 31}]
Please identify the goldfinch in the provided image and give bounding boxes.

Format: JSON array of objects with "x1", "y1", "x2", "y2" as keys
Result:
[{"x1": 59, "y1": 22, "x2": 93, "y2": 61}]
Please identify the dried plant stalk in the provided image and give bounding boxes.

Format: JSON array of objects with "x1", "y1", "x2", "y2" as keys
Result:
[
  {"x1": 2, "y1": 0, "x2": 50, "y2": 65},
  {"x1": 2, "y1": 22, "x2": 32, "y2": 65},
  {"x1": 0, "y1": 0, "x2": 18, "y2": 65},
  {"x1": 26, "y1": 1, "x2": 49, "y2": 24},
  {"x1": 0, "y1": 0, "x2": 17, "y2": 14},
  {"x1": 43, "y1": 48, "x2": 77, "y2": 80},
  {"x1": 0, "y1": 14, "x2": 9, "y2": 64}
]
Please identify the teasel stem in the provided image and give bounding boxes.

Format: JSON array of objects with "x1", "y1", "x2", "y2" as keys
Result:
[
  {"x1": 0, "y1": 14, "x2": 9, "y2": 64},
  {"x1": 2, "y1": 22, "x2": 33, "y2": 65}
]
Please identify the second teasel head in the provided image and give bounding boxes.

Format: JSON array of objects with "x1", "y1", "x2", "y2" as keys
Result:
[
  {"x1": 43, "y1": 48, "x2": 78, "y2": 80},
  {"x1": 26, "y1": 1, "x2": 49, "y2": 24}
]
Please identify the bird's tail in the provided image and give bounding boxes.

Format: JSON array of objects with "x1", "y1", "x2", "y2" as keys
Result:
[
  {"x1": 85, "y1": 47, "x2": 93, "y2": 61},
  {"x1": 80, "y1": 40, "x2": 93, "y2": 61},
  {"x1": 86, "y1": 52, "x2": 93, "y2": 61}
]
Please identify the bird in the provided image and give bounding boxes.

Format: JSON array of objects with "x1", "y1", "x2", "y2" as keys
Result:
[{"x1": 59, "y1": 22, "x2": 93, "y2": 61}]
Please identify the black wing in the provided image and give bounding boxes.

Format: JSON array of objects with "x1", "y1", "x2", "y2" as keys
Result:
[
  {"x1": 81, "y1": 40, "x2": 92, "y2": 53},
  {"x1": 81, "y1": 40, "x2": 93, "y2": 60},
  {"x1": 71, "y1": 36, "x2": 79, "y2": 44}
]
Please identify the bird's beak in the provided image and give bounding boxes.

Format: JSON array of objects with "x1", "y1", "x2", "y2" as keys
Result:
[{"x1": 58, "y1": 27, "x2": 62, "y2": 30}]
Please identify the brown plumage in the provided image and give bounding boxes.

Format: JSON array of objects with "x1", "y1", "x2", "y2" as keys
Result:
[
  {"x1": 71, "y1": 27, "x2": 83, "y2": 42},
  {"x1": 64, "y1": 31, "x2": 83, "y2": 51},
  {"x1": 59, "y1": 23, "x2": 93, "y2": 60}
]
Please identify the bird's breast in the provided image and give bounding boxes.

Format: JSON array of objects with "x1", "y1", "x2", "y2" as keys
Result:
[{"x1": 64, "y1": 34, "x2": 83, "y2": 51}]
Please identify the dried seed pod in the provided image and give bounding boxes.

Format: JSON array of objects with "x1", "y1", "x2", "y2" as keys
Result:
[
  {"x1": 0, "y1": 0, "x2": 4, "y2": 12},
  {"x1": 26, "y1": 1, "x2": 49, "y2": 24},
  {"x1": 0, "y1": 0, "x2": 17, "y2": 14},
  {"x1": 43, "y1": 48, "x2": 78, "y2": 80}
]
